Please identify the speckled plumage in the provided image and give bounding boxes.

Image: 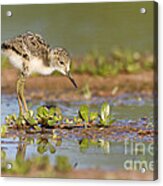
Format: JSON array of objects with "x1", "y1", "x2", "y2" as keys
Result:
[
  {"x1": 1, "y1": 32, "x2": 77, "y2": 115},
  {"x1": 2, "y1": 32, "x2": 50, "y2": 63},
  {"x1": 1, "y1": 31, "x2": 71, "y2": 76}
]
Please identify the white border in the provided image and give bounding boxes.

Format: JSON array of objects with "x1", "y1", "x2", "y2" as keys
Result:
[{"x1": 0, "y1": 0, "x2": 162, "y2": 186}]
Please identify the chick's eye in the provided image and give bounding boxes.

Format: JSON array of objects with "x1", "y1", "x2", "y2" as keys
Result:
[{"x1": 60, "y1": 61, "x2": 64, "y2": 65}]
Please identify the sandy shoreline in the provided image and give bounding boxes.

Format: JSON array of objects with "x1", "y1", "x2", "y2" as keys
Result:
[
  {"x1": 2, "y1": 169, "x2": 155, "y2": 180},
  {"x1": 2, "y1": 69, "x2": 153, "y2": 101}
]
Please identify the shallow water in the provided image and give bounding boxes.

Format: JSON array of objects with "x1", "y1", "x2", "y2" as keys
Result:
[
  {"x1": 1, "y1": 93, "x2": 153, "y2": 123},
  {"x1": 1, "y1": 94, "x2": 154, "y2": 172}
]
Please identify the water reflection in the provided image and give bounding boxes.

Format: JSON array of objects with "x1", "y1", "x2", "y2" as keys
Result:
[{"x1": 1, "y1": 93, "x2": 154, "y2": 172}]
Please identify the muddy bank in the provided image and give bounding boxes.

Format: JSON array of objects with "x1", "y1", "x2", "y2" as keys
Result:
[
  {"x1": 2, "y1": 169, "x2": 154, "y2": 180},
  {"x1": 2, "y1": 69, "x2": 153, "y2": 101}
]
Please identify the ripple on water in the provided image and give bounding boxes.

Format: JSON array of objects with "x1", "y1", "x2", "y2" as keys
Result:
[{"x1": 1, "y1": 93, "x2": 155, "y2": 171}]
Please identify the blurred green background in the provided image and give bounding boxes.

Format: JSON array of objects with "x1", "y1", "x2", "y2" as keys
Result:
[
  {"x1": 1, "y1": 2, "x2": 155, "y2": 75},
  {"x1": 2, "y1": 2, "x2": 155, "y2": 55}
]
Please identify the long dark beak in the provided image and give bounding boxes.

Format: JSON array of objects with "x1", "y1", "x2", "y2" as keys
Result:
[{"x1": 67, "y1": 71, "x2": 78, "y2": 88}]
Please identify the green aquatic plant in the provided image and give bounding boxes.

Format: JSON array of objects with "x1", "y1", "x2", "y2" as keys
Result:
[
  {"x1": 16, "y1": 115, "x2": 26, "y2": 127},
  {"x1": 100, "y1": 102, "x2": 110, "y2": 122},
  {"x1": 4, "y1": 106, "x2": 63, "y2": 129},
  {"x1": 78, "y1": 103, "x2": 115, "y2": 127},
  {"x1": 78, "y1": 105, "x2": 98, "y2": 123},
  {"x1": 90, "y1": 112, "x2": 98, "y2": 122},
  {"x1": 4, "y1": 102, "x2": 115, "y2": 131},
  {"x1": 65, "y1": 118, "x2": 74, "y2": 124},
  {"x1": 1, "y1": 125, "x2": 8, "y2": 137},
  {"x1": 37, "y1": 106, "x2": 63, "y2": 126},
  {"x1": 5, "y1": 114, "x2": 17, "y2": 125},
  {"x1": 73, "y1": 116, "x2": 83, "y2": 123},
  {"x1": 100, "y1": 102, "x2": 115, "y2": 126},
  {"x1": 5, "y1": 111, "x2": 37, "y2": 128},
  {"x1": 33, "y1": 125, "x2": 42, "y2": 131},
  {"x1": 24, "y1": 110, "x2": 38, "y2": 125},
  {"x1": 79, "y1": 105, "x2": 89, "y2": 122}
]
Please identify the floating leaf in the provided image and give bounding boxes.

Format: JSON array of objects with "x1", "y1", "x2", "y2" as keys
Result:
[
  {"x1": 34, "y1": 125, "x2": 42, "y2": 131},
  {"x1": 73, "y1": 117, "x2": 82, "y2": 123},
  {"x1": 79, "y1": 105, "x2": 89, "y2": 122},
  {"x1": 37, "y1": 106, "x2": 48, "y2": 117},
  {"x1": 24, "y1": 110, "x2": 34, "y2": 119},
  {"x1": 65, "y1": 118, "x2": 70, "y2": 123},
  {"x1": 23, "y1": 110, "x2": 38, "y2": 126},
  {"x1": 29, "y1": 118, "x2": 38, "y2": 125},
  {"x1": 90, "y1": 112, "x2": 98, "y2": 122},
  {"x1": 49, "y1": 107, "x2": 56, "y2": 116},
  {"x1": 100, "y1": 102, "x2": 110, "y2": 122},
  {"x1": 42, "y1": 107, "x2": 49, "y2": 116},
  {"x1": 37, "y1": 106, "x2": 62, "y2": 125},
  {"x1": 5, "y1": 114, "x2": 17, "y2": 125},
  {"x1": 37, "y1": 106, "x2": 44, "y2": 116},
  {"x1": 54, "y1": 107, "x2": 62, "y2": 117},
  {"x1": 47, "y1": 119, "x2": 56, "y2": 126},
  {"x1": 29, "y1": 110, "x2": 34, "y2": 117},
  {"x1": 16, "y1": 116, "x2": 26, "y2": 126}
]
